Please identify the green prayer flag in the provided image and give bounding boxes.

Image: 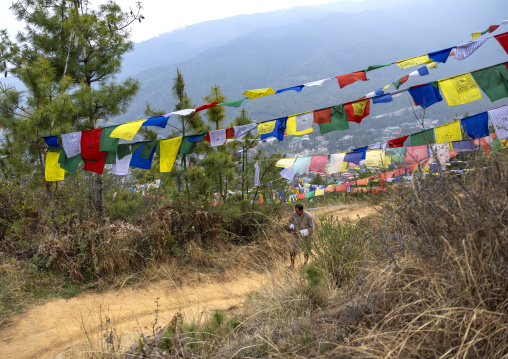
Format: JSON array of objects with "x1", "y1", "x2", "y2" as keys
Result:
[
  {"x1": 99, "y1": 125, "x2": 120, "y2": 152},
  {"x1": 219, "y1": 98, "x2": 248, "y2": 107},
  {"x1": 305, "y1": 191, "x2": 315, "y2": 199},
  {"x1": 392, "y1": 79, "x2": 402, "y2": 90},
  {"x1": 386, "y1": 147, "x2": 407, "y2": 163},
  {"x1": 58, "y1": 150, "x2": 81, "y2": 174},
  {"x1": 492, "y1": 138, "x2": 503, "y2": 151},
  {"x1": 430, "y1": 81, "x2": 439, "y2": 90},
  {"x1": 365, "y1": 63, "x2": 393, "y2": 72},
  {"x1": 471, "y1": 64, "x2": 508, "y2": 102},
  {"x1": 117, "y1": 143, "x2": 132, "y2": 160},
  {"x1": 105, "y1": 151, "x2": 117, "y2": 165},
  {"x1": 48, "y1": 146, "x2": 61, "y2": 153},
  {"x1": 179, "y1": 137, "x2": 195, "y2": 154},
  {"x1": 320, "y1": 105, "x2": 349, "y2": 134},
  {"x1": 140, "y1": 140, "x2": 158, "y2": 159},
  {"x1": 411, "y1": 128, "x2": 435, "y2": 146}
]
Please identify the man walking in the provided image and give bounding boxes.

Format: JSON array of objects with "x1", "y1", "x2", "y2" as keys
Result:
[{"x1": 289, "y1": 204, "x2": 315, "y2": 268}]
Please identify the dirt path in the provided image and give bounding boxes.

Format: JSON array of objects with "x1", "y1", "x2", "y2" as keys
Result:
[{"x1": 0, "y1": 204, "x2": 375, "y2": 359}]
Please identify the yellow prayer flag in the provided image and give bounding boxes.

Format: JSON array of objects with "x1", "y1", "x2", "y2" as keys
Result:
[
  {"x1": 501, "y1": 140, "x2": 508, "y2": 149},
  {"x1": 342, "y1": 161, "x2": 347, "y2": 171},
  {"x1": 352, "y1": 99, "x2": 369, "y2": 116},
  {"x1": 45, "y1": 151, "x2": 65, "y2": 181},
  {"x1": 365, "y1": 150, "x2": 384, "y2": 167},
  {"x1": 471, "y1": 32, "x2": 481, "y2": 40},
  {"x1": 383, "y1": 155, "x2": 392, "y2": 168},
  {"x1": 381, "y1": 83, "x2": 391, "y2": 92},
  {"x1": 427, "y1": 62, "x2": 439, "y2": 69},
  {"x1": 286, "y1": 115, "x2": 314, "y2": 135},
  {"x1": 110, "y1": 119, "x2": 145, "y2": 140},
  {"x1": 276, "y1": 158, "x2": 296, "y2": 169},
  {"x1": 438, "y1": 73, "x2": 483, "y2": 106},
  {"x1": 257, "y1": 120, "x2": 276, "y2": 135},
  {"x1": 396, "y1": 54, "x2": 432, "y2": 69},
  {"x1": 243, "y1": 88, "x2": 276, "y2": 99},
  {"x1": 160, "y1": 136, "x2": 183, "y2": 173},
  {"x1": 434, "y1": 120, "x2": 462, "y2": 143},
  {"x1": 315, "y1": 189, "x2": 325, "y2": 196}
]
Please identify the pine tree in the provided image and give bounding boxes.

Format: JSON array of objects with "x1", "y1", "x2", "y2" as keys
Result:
[{"x1": 0, "y1": 0, "x2": 143, "y2": 219}]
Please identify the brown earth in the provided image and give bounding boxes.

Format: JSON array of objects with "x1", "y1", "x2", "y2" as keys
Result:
[{"x1": 0, "y1": 204, "x2": 374, "y2": 359}]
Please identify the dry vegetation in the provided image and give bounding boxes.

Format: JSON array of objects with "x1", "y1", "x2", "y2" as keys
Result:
[{"x1": 122, "y1": 153, "x2": 508, "y2": 358}]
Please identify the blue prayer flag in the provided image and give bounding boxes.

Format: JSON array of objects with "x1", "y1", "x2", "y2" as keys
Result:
[
  {"x1": 40, "y1": 135, "x2": 60, "y2": 147},
  {"x1": 428, "y1": 47, "x2": 454, "y2": 63},
  {"x1": 260, "y1": 117, "x2": 288, "y2": 142},
  {"x1": 276, "y1": 85, "x2": 304, "y2": 94},
  {"x1": 452, "y1": 140, "x2": 475, "y2": 153},
  {"x1": 374, "y1": 88, "x2": 384, "y2": 96},
  {"x1": 142, "y1": 116, "x2": 169, "y2": 128},
  {"x1": 460, "y1": 112, "x2": 489, "y2": 139},
  {"x1": 187, "y1": 133, "x2": 206, "y2": 143},
  {"x1": 344, "y1": 151, "x2": 365, "y2": 165},
  {"x1": 417, "y1": 66, "x2": 429, "y2": 76},
  {"x1": 372, "y1": 93, "x2": 393, "y2": 104},
  {"x1": 407, "y1": 84, "x2": 443, "y2": 108},
  {"x1": 352, "y1": 146, "x2": 368, "y2": 152},
  {"x1": 130, "y1": 142, "x2": 157, "y2": 169}
]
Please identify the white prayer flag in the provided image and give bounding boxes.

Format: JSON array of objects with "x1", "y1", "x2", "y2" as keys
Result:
[
  {"x1": 61, "y1": 131, "x2": 82, "y2": 158},
  {"x1": 295, "y1": 112, "x2": 314, "y2": 132},
  {"x1": 164, "y1": 109, "x2": 195, "y2": 117},
  {"x1": 209, "y1": 129, "x2": 227, "y2": 147},
  {"x1": 328, "y1": 153, "x2": 345, "y2": 174},
  {"x1": 112, "y1": 152, "x2": 132, "y2": 176},
  {"x1": 488, "y1": 105, "x2": 508, "y2": 140},
  {"x1": 303, "y1": 77, "x2": 333, "y2": 87},
  {"x1": 233, "y1": 123, "x2": 257, "y2": 140},
  {"x1": 254, "y1": 161, "x2": 260, "y2": 187},
  {"x1": 454, "y1": 38, "x2": 489, "y2": 61}
]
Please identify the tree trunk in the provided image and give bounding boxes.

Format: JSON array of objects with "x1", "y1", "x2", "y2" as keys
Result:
[{"x1": 96, "y1": 174, "x2": 107, "y2": 220}]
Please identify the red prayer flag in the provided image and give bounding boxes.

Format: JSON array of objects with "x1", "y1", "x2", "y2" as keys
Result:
[
  {"x1": 335, "y1": 71, "x2": 368, "y2": 89},
  {"x1": 494, "y1": 33, "x2": 508, "y2": 55},
  {"x1": 388, "y1": 135, "x2": 409, "y2": 148},
  {"x1": 335, "y1": 184, "x2": 347, "y2": 192},
  {"x1": 81, "y1": 128, "x2": 102, "y2": 160},
  {"x1": 309, "y1": 155, "x2": 328, "y2": 173},
  {"x1": 195, "y1": 102, "x2": 219, "y2": 113},
  {"x1": 489, "y1": 25, "x2": 500, "y2": 33},
  {"x1": 313, "y1": 108, "x2": 332, "y2": 124},
  {"x1": 297, "y1": 193, "x2": 306, "y2": 200},
  {"x1": 345, "y1": 99, "x2": 371, "y2": 124},
  {"x1": 324, "y1": 187, "x2": 334, "y2": 193},
  {"x1": 226, "y1": 127, "x2": 235, "y2": 139},
  {"x1": 83, "y1": 151, "x2": 106, "y2": 174},
  {"x1": 400, "y1": 75, "x2": 409, "y2": 86}
]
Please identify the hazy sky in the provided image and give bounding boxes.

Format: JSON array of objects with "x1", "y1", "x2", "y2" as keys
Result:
[{"x1": 1, "y1": 0, "x2": 363, "y2": 43}]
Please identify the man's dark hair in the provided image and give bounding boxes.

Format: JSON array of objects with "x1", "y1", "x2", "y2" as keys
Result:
[{"x1": 295, "y1": 204, "x2": 303, "y2": 211}]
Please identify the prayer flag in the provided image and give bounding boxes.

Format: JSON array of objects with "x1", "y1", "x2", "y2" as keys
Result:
[
  {"x1": 280, "y1": 165, "x2": 296, "y2": 181},
  {"x1": 165, "y1": 109, "x2": 195, "y2": 116},
  {"x1": 335, "y1": 71, "x2": 368, "y2": 88},
  {"x1": 110, "y1": 119, "x2": 145, "y2": 140},
  {"x1": 471, "y1": 63, "x2": 508, "y2": 102},
  {"x1": 451, "y1": 140, "x2": 475, "y2": 153},
  {"x1": 208, "y1": 129, "x2": 227, "y2": 146},
  {"x1": 61, "y1": 131, "x2": 82, "y2": 158},
  {"x1": 344, "y1": 151, "x2": 365, "y2": 165},
  {"x1": 261, "y1": 117, "x2": 287, "y2": 141},
  {"x1": 461, "y1": 112, "x2": 489, "y2": 139},
  {"x1": 142, "y1": 116, "x2": 169, "y2": 128},
  {"x1": 386, "y1": 147, "x2": 407, "y2": 163},
  {"x1": 319, "y1": 105, "x2": 350, "y2": 134},
  {"x1": 254, "y1": 161, "x2": 260, "y2": 186},
  {"x1": 411, "y1": 128, "x2": 435, "y2": 146},
  {"x1": 407, "y1": 84, "x2": 443, "y2": 108},
  {"x1": 438, "y1": 74, "x2": 483, "y2": 106},
  {"x1": 328, "y1": 153, "x2": 345, "y2": 174},
  {"x1": 303, "y1": 78, "x2": 333, "y2": 87},
  {"x1": 388, "y1": 135, "x2": 409, "y2": 148},
  {"x1": 83, "y1": 151, "x2": 106, "y2": 174},
  {"x1": 365, "y1": 149, "x2": 385, "y2": 167},
  {"x1": 112, "y1": 151, "x2": 132, "y2": 176},
  {"x1": 428, "y1": 47, "x2": 454, "y2": 63},
  {"x1": 405, "y1": 145, "x2": 429, "y2": 164},
  {"x1": 233, "y1": 123, "x2": 257, "y2": 140},
  {"x1": 41, "y1": 135, "x2": 60, "y2": 147},
  {"x1": 286, "y1": 115, "x2": 314, "y2": 135},
  {"x1": 455, "y1": 38, "x2": 488, "y2": 61},
  {"x1": 276, "y1": 158, "x2": 296, "y2": 169},
  {"x1": 99, "y1": 125, "x2": 120, "y2": 152},
  {"x1": 368, "y1": 142, "x2": 387, "y2": 150},
  {"x1": 58, "y1": 150, "x2": 81, "y2": 174},
  {"x1": 345, "y1": 99, "x2": 370, "y2": 123},
  {"x1": 243, "y1": 88, "x2": 276, "y2": 99},
  {"x1": 140, "y1": 140, "x2": 158, "y2": 159},
  {"x1": 117, "y1": 143, "x2": 133, "y2": 160},
  {"x1": 195, "y1": 102, "x2": 219, "y2": 113},
  {"x1": 471, "y1": 32, "x2": 482, "y2": 40},
  {"x1": 179, "y1": 133, "x2": 203, "y2": 155},
  {"x1": 313, "y1": 107, "x2": 331, "y2": 124},
  {"x1": 45, "y1": 151, "x2": 65, "y2": 181},
  {"x1": 309, "y1": 155, "x2": 328, "y2": 173},
  {"x1": 105, "y1": 151, "x2": 117, "y2": 165},
  {"x1": 81, "y1": 128, "x2": 102, "y2": 160},
  {"x1": 488, "y1": 105, "x2": 508, "y2": 139},
  {"x1": 276, "y1": 85, "x2": 304, "y2": 94},
  {"x1": 257, "y1": 120, "x2": 276, "y2": 135},
  {"x1": 396, "y1": 54, "x2": 432, "y2": 69},
  {"x1": 392, "y1": 75, "x2": 409, "y2": 90},
  {"x1": 130, "y1": 142, "x2": 157, "y2": 169},
  {"x1": 490, "y1": 25, "x2": 500, "y2": 33},
  {"x1": 295, "y1": 112, "x2": 313, "y2": 132},
  {"x1": 434, "y1": 120, "x2": 462, "y2": 143},
  {"x1": 372, "y1": 93, "x2": 393, "y2": 104},
  {"x1": 494, "y1": 32, "x2": 508, "y2": 55},
  {"x1": 306, "y1": 191, "x2": 315, "y2": 199},
  {"x1": 429, "y1": 143, "x2": 450, "y2": 170},
  {"x1": 365, "y1": 63, "x2": 392, "y2": 72},
  {"x1": 315, "y1": 189, "x2": 325, "y2": 197},
  {"x1": 219, "y1": 98, "x2": 247, "y2": 107},
  {"x1": 160, "y1": 136, "x2": 182, "y2": 173},
  {"x1": 226, "y1": 127, "x2": 235, "y2": 139},
  {"x1": 293, "y1": 156, "x2": 312, "y2": 174}
]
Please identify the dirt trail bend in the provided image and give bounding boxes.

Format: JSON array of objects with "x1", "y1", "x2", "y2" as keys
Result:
[{"x1": 0, "y1": 204, "x2": 374, "y2": 359}]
